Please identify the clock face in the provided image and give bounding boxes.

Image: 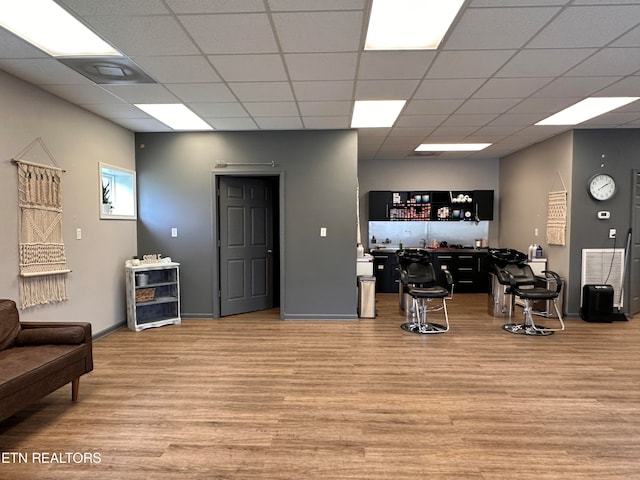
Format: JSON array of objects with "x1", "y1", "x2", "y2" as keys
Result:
[{"x1": 588, "y1": 174, "x2": 616, "y2": 201}]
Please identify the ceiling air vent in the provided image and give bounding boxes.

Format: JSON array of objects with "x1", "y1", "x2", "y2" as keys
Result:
[{"x1": 57, "y1": 56, "x2": 156, "y2": 85}]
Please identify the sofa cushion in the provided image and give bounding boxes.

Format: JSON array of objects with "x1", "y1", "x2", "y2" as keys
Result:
[
  {"x1": 16, "y1": 326, "x2": 85, "y2": 346},
  {"x1": 0, "y1": 300, "x2": 21, "y2": 351},
  {"x1": 0, "y1": 344, "x2": 88, "y2": 399}
]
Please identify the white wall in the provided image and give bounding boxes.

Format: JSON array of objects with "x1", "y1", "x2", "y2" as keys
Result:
[{"x1": 0, "y1": 70, "x2": 136, "y2": 336}]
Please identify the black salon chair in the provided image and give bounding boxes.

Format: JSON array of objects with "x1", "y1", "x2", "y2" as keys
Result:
[
  {"x1": 488, "y1": 248, "x2": 565, "y2": 336},
  {"x1": 397, "y1": 248, "x2": 452, "y2": 334}
]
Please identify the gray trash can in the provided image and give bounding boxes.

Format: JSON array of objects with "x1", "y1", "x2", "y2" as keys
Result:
[{"x1": 358, "y1": 276, "x2": 376, "y2": 318}]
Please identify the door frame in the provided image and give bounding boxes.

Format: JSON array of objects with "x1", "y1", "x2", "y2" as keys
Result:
[{"x1": 211, "y1": 168, "x2": 285, "y2": 319}]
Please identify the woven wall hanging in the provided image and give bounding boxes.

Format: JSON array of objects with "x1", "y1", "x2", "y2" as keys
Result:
[
  {"x1": 546, "y1": 190, "x2": 567, "y2": 246},
  {"x1": 13, "y1": 138, "x2": 70, "y2": 309}
]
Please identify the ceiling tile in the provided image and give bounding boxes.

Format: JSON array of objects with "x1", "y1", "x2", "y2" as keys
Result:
[
  {"x1": 565, "y1": 48, "x2": 640, "y2": 77},
  {"x1": 472, "y1": 77, "x2": 552, "y2": 98},
  {"x1": 207, "y1": 117, "x2": 259, "y2": 130},
  {"x1": 496, "y1": 48, "x2": 596, "y2": 77},
  {"x1": 414, "y1": 79, "x2": 486, "y2": 99},
  {"x1": 395, "y1": 115, "x2": 448, "y2": 128},
  {"x1": 404, "y1": 99, "x2": 465, "y2": 115},
  {"x1": 187, "y1": 102, "x2": 249, "y2": 117},
  {"x1": 112, "y1": 117, "x2": 173, "y2": 132},
  {"x1": 254, "y1": 117, "x2": 303, "y2": 129},
  {"x1": 243, "y1": 102, "x2": 299, "y2": 117},
  {"x1": 456, "y1": 98, "x2": 521, "y2": 114},
  {"x1": 133, "y1": 56, "x2": 221, "y2": 83},
  {"x1": 229, "y1": 82, "x2": 295, "y2": 102},
  {"x1": 41, "y1": 84, "x2": 123, "y2": 104},
  {"x1": 442, "y1": 114, "x2": 499, "y2": 127},
  {"x1": 209, "y1": 55, "x2": 287, "y2": 82},
  {"x1": 508, "y1": 97, "x2": 576, "y2": 114},
  {"x1": 165, "y1": 83, "x2": 236, "y2": 102},
  {"x1": 166, "y1": 0, "x2": 265, "y2": 13},
  {"x1": 0, "y1": 29, "x2": 49, "y2": 59},
  {"x1": 431, "y1": 125, "x2": 482, "y2": 136},
  {"x1": 490, "y1": 113, "x2": 547, "y2": 126},
  {"x1": 302, "y1": 116, "x2": 350, "y2": 129},
  {"x1": 358, "y1": 51, "x2": 436, "y2": 80},
  {"x1": 428, "y1": 50, "x2": 516, "y2": 78},
  {"x1": 178, "y1": 14, "x2": 278, "y2": 54},
  {"x1": 611, "y1": 24, "x2": 640, "y2": 47},
  {"x1": 101, "y1": 84, "x2": 180, "y2": 103},
  {"x1": 470, "y1": 0, "x2": 569, "y2": 5},
  {"x1": 298, "y1": 101, "x2": 352, "y2": 116},
  {"x1": 268, "y1": 0, "x2": 365, "y2": 11},
  {"x1": 528, "y1": 5, "x2": 640, "y2": 48},
  {"x1": 443, "y1": 7, "x2": 561, "y2": 49},
  {"x1": 59, "y1": 0, "x2": 170, "y2": 15},
  {"x1": 0, "y1": 59, "x2": 90, "y2": 85},
  {"x1": 595, "y1": 76, "x2": 640, "y2": 96},
  {"x1": 285, "y1": 53, "x2": 358, "y2": 81},
  {"x1": 272, "y1": 11, "x2": 362, "y2": 53},
  {"x1": 292, "y1": 81, "x2": 354, "y2": 101},
  {"x1": 81, "y1": 102, "x2": 148, "y2": 118},
  {"x1": 83, "y1": 15, "x2": 200, "y2": 56},
  {"x1": 355, "y1": 80, "x2": 420, "y2": 100},
  {"x1": 532, "y1": 76, "x2": 620, "y2": 97}
]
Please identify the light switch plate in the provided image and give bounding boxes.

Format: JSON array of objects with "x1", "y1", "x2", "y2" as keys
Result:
[
  {"x1": 171, "y1": 228, "x2": 178, "y2": 237},
  {"x1": 320, "y1": 227, "x2": 327, "y2": 237}
]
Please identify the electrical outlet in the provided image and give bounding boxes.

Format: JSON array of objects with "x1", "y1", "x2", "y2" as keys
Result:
[
  {"x1": 171, "y1": 228, "x2": 178, "y2": 237},
  {"x1": 320, "y1": 227, "x2": 327, "y2": 237},
  {"x1": 76, "y1": 228, "x2": 82, "y2": 240},
  {"x1": 609, "y1": 228, "x2": 616, "y2": 239}
]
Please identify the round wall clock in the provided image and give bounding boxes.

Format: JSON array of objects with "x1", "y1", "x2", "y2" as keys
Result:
[{"x1": 588, "y1": 173, "x2": 616, "y2": 201}]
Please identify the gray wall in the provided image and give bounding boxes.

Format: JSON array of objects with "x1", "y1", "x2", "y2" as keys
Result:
[
  {"x1": 357, "y1": 156, "x2": 501, "y2": 246},
  {"x1": 135, "y1": 130, "x2": 358, "y2": 320},
  {"x1": 0, "y1": 70, "x2": 137, "y2": 336},
  {"x1": 570, "y1": 129, "x2": 640, "y2": 315}
]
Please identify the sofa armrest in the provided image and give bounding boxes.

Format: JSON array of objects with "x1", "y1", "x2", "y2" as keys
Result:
[
  {"x1": 19, "y1": 322, "x2": 93, "y2": 372},
  {"x1": 20, "y1": 322, "x2": 92, "y2": 342}
]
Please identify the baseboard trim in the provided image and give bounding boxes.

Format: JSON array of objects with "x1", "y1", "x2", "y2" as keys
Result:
[{"x1": 281, "y1": 312, "x2": 359, "y2": 321}]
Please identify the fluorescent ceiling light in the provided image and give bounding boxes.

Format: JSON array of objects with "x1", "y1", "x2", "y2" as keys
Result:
[
  {"x1": 365, "y1": 0, "x2": 464, "y2": 50},
  {"x1": 351, "y1": 100, "x2": 406, "y2": 128},
  {"x1": 536, "y1": 97, "x2": 640, "y2": 126},
  {"x1": 135, "y1": 104, "x2": 213, "y2": 131},
  {"x1": 416, "y1": 143, "x2": 491, "y2": 152},
  {"x1": 0, "y1": 0, "x2": 120, "y2": 57}
]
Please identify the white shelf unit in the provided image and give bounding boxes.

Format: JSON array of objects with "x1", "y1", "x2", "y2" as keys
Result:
[{"x1": 125, "y1": 262, "x2": 181, "y2": 332}]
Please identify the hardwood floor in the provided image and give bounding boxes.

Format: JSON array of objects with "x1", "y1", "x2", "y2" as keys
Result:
[{"x1": 2, "y1": 293, "x2": 640, "y2": 479}]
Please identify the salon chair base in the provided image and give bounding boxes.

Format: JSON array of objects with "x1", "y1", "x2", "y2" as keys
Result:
[
  {"x1": 502, "y1": 323, "x2": 554, "y2": 336},
  {"x1": 401, "y1": 321, "x2": 448, "y2": 334}
]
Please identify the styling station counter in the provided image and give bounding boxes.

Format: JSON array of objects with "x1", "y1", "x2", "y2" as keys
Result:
[{"x1": 371, "y1": 247, "x2": 489, "y2": 294}]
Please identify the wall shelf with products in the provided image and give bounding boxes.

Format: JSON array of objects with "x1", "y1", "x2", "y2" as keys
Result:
[{"x1": 369, "y1": 190, "x2": 493, "y2": 222}]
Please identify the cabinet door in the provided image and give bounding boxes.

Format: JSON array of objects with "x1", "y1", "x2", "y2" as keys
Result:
[
  {"x1": 368, "y1": 191, "x2": 392, "y2": 221},
  {"x1": 474, "y1": 190, "x2": 494, "y2": 220}
]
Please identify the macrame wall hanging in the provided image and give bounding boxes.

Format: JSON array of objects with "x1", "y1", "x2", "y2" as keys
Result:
[
  {"x1": 546, "y1": 190, "x2": 567, "y2": 246},
  {"x1": 13, "y1": 138, "x2": 70, "y2": 309}
]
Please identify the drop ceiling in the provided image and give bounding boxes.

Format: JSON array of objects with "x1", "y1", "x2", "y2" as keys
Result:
[{"x1": 2, "y1": 0, "x2": 640, "y2": 161}]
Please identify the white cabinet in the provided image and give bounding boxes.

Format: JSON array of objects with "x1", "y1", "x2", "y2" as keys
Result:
[{"x1": 125, "y1": 262, "x2": 181, "y2": 331}]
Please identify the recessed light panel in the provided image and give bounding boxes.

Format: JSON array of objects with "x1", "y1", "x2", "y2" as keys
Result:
[
  {"x1": 0, "y1": 0, "x2": 120, "y2": 57},
  {"x1": 536, "y1": 97, "x2": 640, "y2": 126},
  {"x1": 351, "y1": 100, "x2": 406, "y2": 128},
  {"x1": 135, "y1": 104, "x2": 213, "y2": 131},
  {"x1": 365, "y1": 0, "x2": 464, "y2": 50},
  {"x1": 415, "y1": 143, "x2": 491, "y2": 152}
]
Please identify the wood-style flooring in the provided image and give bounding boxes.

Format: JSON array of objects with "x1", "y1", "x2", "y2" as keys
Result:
[{"x1": 1, "y1": 293, "x2": 640, "y2": 480}]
